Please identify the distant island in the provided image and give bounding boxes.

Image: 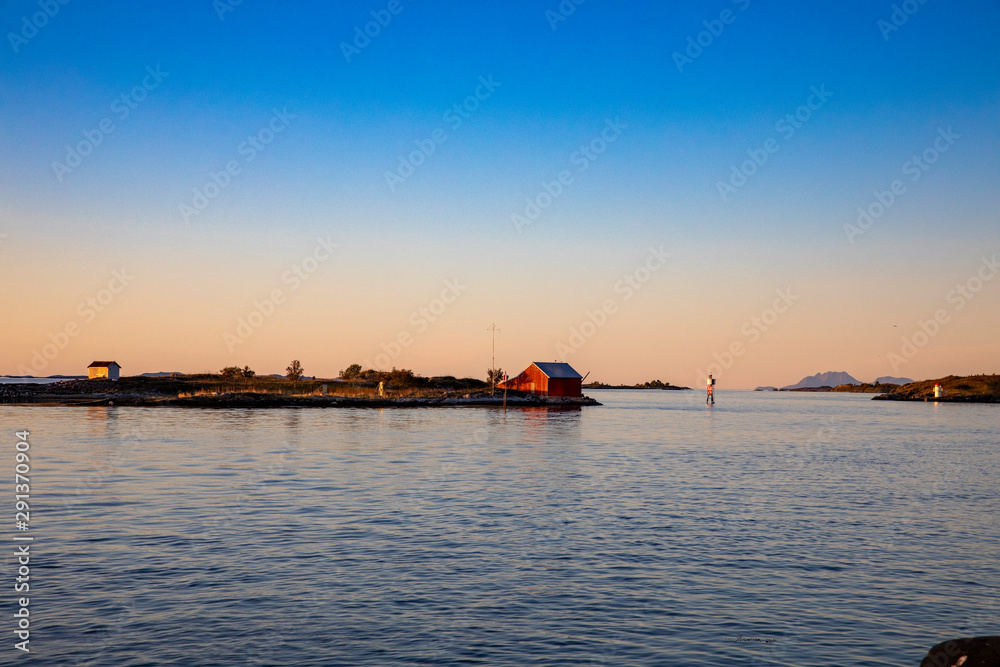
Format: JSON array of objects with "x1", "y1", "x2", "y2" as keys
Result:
[
  {"x1": 1, "y1": 374, "x2": 85, "y2": 379},
  {"x1": 779, "y1": 371, "x2": 915, "y2": 392},
  {"x1": 584, "y1": 379, "x2": 691, "y2": 390},
  {"x1": 777, "y1": 374, "x2": 1000, "y2": 402},
  {"x1": 782, "y1": 371, "x2": 861, "y2": 390},
  {"x1": 873, "y1": 375, "x2": 915, "y2": 385}
]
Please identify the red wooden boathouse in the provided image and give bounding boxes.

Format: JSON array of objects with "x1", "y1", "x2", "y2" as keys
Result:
[{"x1": 499, "y1": 362, "x2": 583, "y2": 397}]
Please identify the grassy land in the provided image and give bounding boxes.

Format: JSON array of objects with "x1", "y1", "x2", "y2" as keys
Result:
[
  {"x1": 832, "y1": 382, "x2": 900, "y2": 393},
  {"x1": 0, "y1": 373, "x2": 547, "y2": 407},
  {"x1": 0, "y1": 371, "x2": 606, "y2": 407},
  {"x1": 873, "y1": 374, "x2": 1000, "y2": 403},
  {"x1": 69, "y1": 373, "x2": 493, "y2": 398}
]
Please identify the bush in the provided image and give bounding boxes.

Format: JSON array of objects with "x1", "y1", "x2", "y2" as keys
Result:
[
  {"x1": 339, "y1": 364, "x2": 362, "y2": 380},
  {"x1": 389, "y1": 368, "x2": 417, "y2": 387}
]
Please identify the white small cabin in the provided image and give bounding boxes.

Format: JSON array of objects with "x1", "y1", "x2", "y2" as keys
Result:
[{"x1": 88, "y1": 361, "x2": 121, "y2": 381}]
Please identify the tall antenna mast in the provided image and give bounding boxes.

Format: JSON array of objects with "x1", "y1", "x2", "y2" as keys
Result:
[{"x1": 487, "y1": 323, "x2": 500, "y2": 394}]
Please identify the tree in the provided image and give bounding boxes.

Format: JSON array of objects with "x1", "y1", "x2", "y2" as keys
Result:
[
  {"x1": 339, "y1": 364, "x2": 362, "y2": 380},
  {"x1": 286, "y1": 360, "x2": 304, "y2": 383},
  {"x1": 487, "y1": 368, "x2": 505, "y2": 389},
  {"x1": 242, "y1": 366, "x2": 256, "y2": 379},
  {"x1": 220, "y1": 366, "x2": 241, "y2": 382}
]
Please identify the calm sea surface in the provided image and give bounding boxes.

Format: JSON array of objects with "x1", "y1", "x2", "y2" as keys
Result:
[{"x1": 2, "y1": 391, "x2": 998, "y2": 666}]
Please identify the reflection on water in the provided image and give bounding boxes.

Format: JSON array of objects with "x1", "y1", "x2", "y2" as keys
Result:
[{"x1": 3, "y1": 393, "x2": 998, "y2": 666}]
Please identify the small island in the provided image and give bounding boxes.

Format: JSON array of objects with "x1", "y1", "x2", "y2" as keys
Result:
[
  {"x1": 584, "y1": 379, "x2": 691, "y2": 390},
  {"x1": 0, "y1": 366, "x2": 601, "y2": 408}
]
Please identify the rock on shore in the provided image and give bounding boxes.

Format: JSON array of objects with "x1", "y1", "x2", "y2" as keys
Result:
[{"x1": 920, "y1": 636, "x2": 1000, "y2": 667}]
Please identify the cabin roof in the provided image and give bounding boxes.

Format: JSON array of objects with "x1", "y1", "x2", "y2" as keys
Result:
[
  {"x1": 531, "y1": 362, "x2": 582, "y2": 379},
  {"x1": 88, "y1": 361, "x2": 121, "y2": 368}
]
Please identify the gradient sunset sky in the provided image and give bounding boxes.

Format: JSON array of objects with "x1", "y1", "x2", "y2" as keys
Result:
[{"x1": 2, "y1": 1, "x2": 998, "y2": 387}]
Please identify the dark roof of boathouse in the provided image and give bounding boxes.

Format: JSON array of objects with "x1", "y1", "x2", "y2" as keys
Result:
[{"x1": 531, "y1": 362, "x2": 582, "y2": 379}]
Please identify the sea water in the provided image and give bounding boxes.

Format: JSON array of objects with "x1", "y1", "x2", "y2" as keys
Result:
[{"x1": 2, "y1": 390, "x2": 998, "y2": 665}]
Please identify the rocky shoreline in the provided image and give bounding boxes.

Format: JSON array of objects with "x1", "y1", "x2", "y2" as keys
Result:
[
  {"x1": 872, "y1": 374, "x2": 1000, "y2": 404},
  {"x1": 0, "y1": 381, "x2": 601, "y2": 408}
]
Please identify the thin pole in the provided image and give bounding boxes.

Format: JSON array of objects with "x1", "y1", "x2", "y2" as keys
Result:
[{"x1": 487, "y1": 323, "x2": 499, "y2": 394}]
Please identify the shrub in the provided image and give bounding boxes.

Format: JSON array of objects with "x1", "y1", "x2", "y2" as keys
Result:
[{"x1": 339, "y1": 364, "x2": 362, "y2": 380}]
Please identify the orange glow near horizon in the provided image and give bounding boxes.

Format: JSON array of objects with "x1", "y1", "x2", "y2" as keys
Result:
[{"x1": 4, "y1": 228, "x2": 998, "y2": 388}]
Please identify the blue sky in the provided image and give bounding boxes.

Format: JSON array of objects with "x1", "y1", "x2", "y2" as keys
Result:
[{"x1": 2, "y1": 1, "x2": 998, "y2": 384}]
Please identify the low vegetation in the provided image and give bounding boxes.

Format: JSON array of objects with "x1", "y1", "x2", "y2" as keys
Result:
[
  {"x1": 11, "y1": 366, "x2": 497, "y2": 405},
  {"x1": 832, "y1": 382, "x2": 900, "y2": 393},
  {"x1": 133, "y1": 366, "x2": 490, "y2": 398},
  {"x1": 635, "y1": 379, "x2": 680, "y2": 389}
]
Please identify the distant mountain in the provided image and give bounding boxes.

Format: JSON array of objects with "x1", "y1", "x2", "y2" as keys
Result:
[
  {"x1": 874, "y1": 376, "x2": 914, "y2": 385},
  {"x1": 782, "y1": 371, "x2": 860, "y2": 390},
  {"x1": 139, "y1": 372, "x2": 184, "y2": 377}
]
